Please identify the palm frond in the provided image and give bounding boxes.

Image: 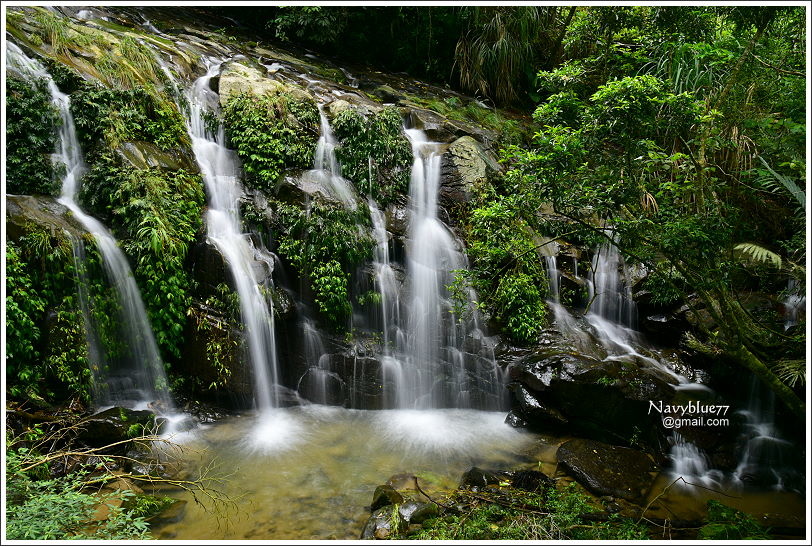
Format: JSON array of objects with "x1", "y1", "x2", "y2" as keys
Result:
[{"x1": 757, "y1": 155, "x2": 805, "y2": 210}]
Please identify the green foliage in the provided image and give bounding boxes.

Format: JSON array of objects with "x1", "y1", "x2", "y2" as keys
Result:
[
  {"x1": 269, "y1": 199, "x2": 373, "y2": 330},
  {"x1": 494, "y1": 273, "x2": 547, "y2": 344},
  {"x1": 6, "y1": 446, "x2": 151, "y2": 540},
  {"x1": 5, "y1": 76, "x2": 60, "y2": 195},
  {"x1": 405, "y1": 482, "x2": 648, "y2": 540},
  {"x1": 70, "y1": 83, "x2": 187, "y2": 152},
  {"x1": 698, "y1": 500, "x2": 771, "y2": 540},
  {"x1": 331, "y1": 107, "x2": 412, "y2": 205},
  {"x1": 465, "y1": 195, "x2": 548, "y2": 342},
  {"x1": 5, "y1": 242, "x2": 46, "y2": 369},
  {"x1": 222, "y1": 90, "x2": 319, "y2": 193},
  {"x1": 80, "y1": 161, "x2": 205, "y2": 361},
  {"x1": 312, "y1": 260, "x2": 353, "y2": 329},
  {"x1": 5, "y1": 232, "x2": 94, "y2": 405}
]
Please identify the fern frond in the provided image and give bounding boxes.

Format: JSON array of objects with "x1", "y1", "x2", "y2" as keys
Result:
[
  {"x1": 757, "y1": 156, "x2": 805, "y2": 210},
  {"x1": 733, "y1": 242, "x2": 783, "y2": 269},
  {"x1": 772, "y1": 359, "x2": 805, "y2": 388}
]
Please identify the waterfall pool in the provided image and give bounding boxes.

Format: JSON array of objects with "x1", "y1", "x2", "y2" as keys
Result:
[
  {"x1": 152, "y1": 407, "x2": 540, "y2": 539},
  {"x1": 150, "y1": 407, "x2": 804, "y2": 540}
]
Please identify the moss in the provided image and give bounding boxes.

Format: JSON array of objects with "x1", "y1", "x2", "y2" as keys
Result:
[
  {"x1": 405, "y1": 94, "x2": 532, "y2": 146},
  {"x1": 393, "y1": 482, "x2": 648, "y2": 540}
]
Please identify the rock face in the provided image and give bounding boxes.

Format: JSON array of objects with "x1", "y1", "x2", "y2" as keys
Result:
[
  {"x1": 77, "y1": 407, "x2": 166, "y2": 449},
  {"x1": 439, "y1": 136, "x2": 501, "y2": 207},
  {"x1": 505, "y1": 337, "x2": 677, "y2": 452},
  {"x1": 218, "y1": 61, "x2": 311, "y2": 104},
  {"x1": 556, "y1": 438, "x2": 659, "y2": 502},
  {"x1": 6, "y1": 194, "x2": 88, "y2": 242}
]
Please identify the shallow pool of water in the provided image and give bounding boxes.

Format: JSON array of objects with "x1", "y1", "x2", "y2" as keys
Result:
[{"x1": 152, "y1": 406, "x2": 540, "y2": 540}]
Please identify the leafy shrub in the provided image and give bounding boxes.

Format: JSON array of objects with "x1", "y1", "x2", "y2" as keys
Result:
[
  {"x1": 222, "y1": 90, "x2": 319, "y2": 193},
  {"x1": 5, "y1": 76, "x2": 60, "y2": 195},
  {"x1": 267, "y1": 198, "x2": 373, "y2": 330},
  {"x1": 331, "y1": 106, "x2": 412, "y2": 204},
  {"x1": 5, "y1": 233, "x2": 94, "y2": 405},
  {"x1": 80, "y1": 160, "x2": 205, "y2": 361},
  {"x1": 465, "y1": 195, "x2": 548, "y2": 342},
  {"x1": 6, "y1": 446, "x2": 151, "y2": 540},
  {"x1": 312, "y1": 260, "x2": 353, "y2": 327},
  {"x1": 70, "y1": 83, "x2": 187, "y2": 152}
]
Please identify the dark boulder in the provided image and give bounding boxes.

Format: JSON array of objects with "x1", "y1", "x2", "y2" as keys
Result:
[
  {"x1": 556, "y1": 438, "x2": 659, "y2": 502},
  {"x1": 370, "y1": 484, "x2": 404, "y2": 511},
  {"x1": 77, "y1": 407, "x2": 165, "y2": 449}
]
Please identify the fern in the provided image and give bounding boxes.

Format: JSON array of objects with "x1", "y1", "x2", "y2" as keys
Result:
[
  {"x1": 772, "y1": 359, "x2": 805, "y2": 388},
  {"x1": 733, "y1": 242, "x2": 782, "y2": 269},
  {"x1": 756, "y1": 156, "x2": 805, "y2": 212}
]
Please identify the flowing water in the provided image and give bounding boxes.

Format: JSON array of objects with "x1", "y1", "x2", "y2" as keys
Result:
[
  {"x1": 6, "y1": 42, "x2": 169, "y2": 409},
  {"x1": 184, "y1": 60, "x2": 280, "y2": 412},
  {"x1": 152, "y1": 407, "x2": 539, "y2": 540},
  {"x1": 389, "y1": 129, "x2": 503, "y2": 410},
  {"x1": 367, "y1": 199, "x2": 400, "y2": 353},
  {"x1": 299, "y1": 106, "x2": 357, "y2": 208}
]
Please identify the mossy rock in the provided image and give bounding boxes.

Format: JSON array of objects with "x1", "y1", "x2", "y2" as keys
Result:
[{"x1": 218, "y1": 61, "x2": 311, "y2": 105}]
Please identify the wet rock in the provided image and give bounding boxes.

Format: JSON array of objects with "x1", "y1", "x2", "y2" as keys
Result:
[
  {"x1": 459, "y1": 467, "x2": 510, "y2": 489},
  {"x1": 398, "y1": 501, "x2": 439, "y2": 524},
  {"x1": 77, "y1": 407, "x2": 163, "y2": 448},
  {"x1": 148, "y1": 499, "x2": 187, "y2": 525},
  {"x1": 509, "y1": 469, "x2": 554, "y2": 492},
  {"x1": 371, "y1": 485, "x2": 404, "y2": 511},
  {"x1": 114, "y1": 140, "x2": 196, "y2": 171},
  {"x1": 556, "y1": 438, "x2": 659, "y2": 502},
  {"x1": 361, "y1": 506, "x2": 407, "y2": 539},
  {"x1": 5, "y1": 194, "x2": 87, "y2": 242},
  {"x1": 504, "y1": 410, "x2": 528, "y2": 429},
  {"x1": 218, "y1": 61, "x2": 311, "y2": 105}
]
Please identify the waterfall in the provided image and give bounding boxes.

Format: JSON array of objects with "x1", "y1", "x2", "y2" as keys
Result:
[
  {"x1": 184, "y1": 60, "x2": 280, "y2": 412},
  {"x1": 300, "y1": 106, "x2": 357, "y2": 208},
  {"x1": 391, "y1": 128, "x2": 503, "y2": 410},
  {"x1": 7, "y1": 43, "x2": 170, "y2": 409},
  {"x1": 783, "y1": 278, "x2": 805, "y2": 330},
  {"x1": 733, "y1": 376, "x2": 798, "y2": 490},
  {"x1": 367, "y1": 199, "x2": 400, "y2": 352}
]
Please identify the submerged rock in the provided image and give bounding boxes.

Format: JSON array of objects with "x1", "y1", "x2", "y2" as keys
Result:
[{"x1": 556, "y1": 438, "x2": 659, "y2": 502}]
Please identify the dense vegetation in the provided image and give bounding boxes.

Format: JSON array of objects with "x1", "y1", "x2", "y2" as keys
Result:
[{"x1": 3, "y1": 4, "x2": 806, "y2": 541}]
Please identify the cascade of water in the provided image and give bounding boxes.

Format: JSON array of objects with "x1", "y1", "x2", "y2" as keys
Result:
[
  {"x1": 669, "y1": 432, "x2": 725, "y2": 489},
  {"x1": 300, "y1": 106, "x2": 357, "y2": 208},
  {"x1": 393, "y1": 128, "x2": 503, "y2": 410},
  {"x1": 185, "y1": 60, "x2": 279, "y2": 412},
  {"x1": 7, "y1": 42, "x2": 169, "y2": 409},
  {"x1": 297, "y1": 319, "x2": 332, "y2": 404},
  {"x1": 367, "y1": 199, "x2": 400, "y2": 352},
  {"x1": 733, "y1": 376, "x2": 798, "y2": 490},
  {"x1": 783, "y1": 278, "x2": 805, "y2": 330}
]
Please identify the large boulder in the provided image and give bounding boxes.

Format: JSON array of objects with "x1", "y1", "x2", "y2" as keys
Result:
[
  {"x1": 556, "y1": 438, "x2": 659, "y2": 502},
  {"x1": 114, "y1": 140, "x2": 196, "y2": 172},
  {"x1": 439, "y1": 136, "x2": 501, "y2": 207},
  {"x1": 6, "y1": 194, "x2": 87, "y2": 243},
  {"x1": 218, "y1": 61, "x2": 311, "y2": 105}
]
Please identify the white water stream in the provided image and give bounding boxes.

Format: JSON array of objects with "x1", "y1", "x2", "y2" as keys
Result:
[{"x1": 7, "y1": 42, "x2": 169, "y2": 409}]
